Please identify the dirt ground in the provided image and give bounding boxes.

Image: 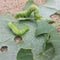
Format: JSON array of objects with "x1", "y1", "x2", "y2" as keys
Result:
[
  {"x1": 0, "y1": 0, "x2": 46, "y2": 15},
  {"x1": 0, "y1": 0, "x2": 27, "y2": 15},
  {"x1": 50, "y1": 13, "x2": 60, "y2": 33}
]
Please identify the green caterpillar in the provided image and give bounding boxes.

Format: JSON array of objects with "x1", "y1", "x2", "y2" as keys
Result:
[
  {"x1": 34, "y1": 10, "x2": 42, "y2": 19},
  {"x1": 16, "y1": 5, "x2": 42, "y2": 20},
  {"x1": 8, "y1": 22, "x2": 29, "y2": 36},
  {"x1": 19, "y1": 26, "x2": 29, "y2": 35}
]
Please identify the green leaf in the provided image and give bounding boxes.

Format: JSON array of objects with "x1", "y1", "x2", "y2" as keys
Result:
[
  {"x1": 0, "y1": 13, "x2": 21, "y2": 60},
  {"x1": 35, "y1": 19, "x2": 60, "y2": 40},
  {"x1": 24, "y1": 0, "x2": 34, "y2": 10},
  {"x1": 39, "y1": 48, "x2": 55, "y2": 60},
  {"x1": 43, "y1": 0, "x2": 60, "y2": 15},
  {"x1": 39, "y1": 41, "x2": 55, "y2": 60},
  {"x1": 49, "y1": 28, "x2": 60, "y2": 55},
  {"x1": 0, "y1": 4, "x2": 60, "y2": 60},
  {"x1": 0, "y1": 13, "x2": 45, "y2": 60},
  {"x1": 44, "y1": 0, "x2": 59, "y2": 10},
  {"x1": 51, "y1": 40, "x2": 60, "y2": 55},
  {"x1": 17, "y1": 48, "x2": 33, "y2": 60},
  {"x1": 43, "y1": 41, "x2": 54, "y2": 51},
  {"x1": 0, "y1": 13, "x2": 16, "y2": 42},
  {"x1": 49, "y1": 28, "x2": 60, "y2": 40},
  {"x1": 35, "y1": 20, "x2": 53, "y2": 36},
  {"x1": 52, "y1": 55, "x2": 60, "y2": 60},
  {"x1": 38, "y1": 6, "x2": 56, "y2": 18},
  {"x1": 35, "y1": 20, "x2": 60, "y2": 60}
]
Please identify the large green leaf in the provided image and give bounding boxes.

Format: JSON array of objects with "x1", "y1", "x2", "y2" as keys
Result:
[
  {"x1": 42, "y1": 0, "x2": 60, "y2": 15},
  {"x1": 16, "y1": 20, "x2": 46, "y2": 60},
  {"x1": 35, "y1": 19, "x2": 60, "y2": 60},
  {"x1": 0, "y1": 13, "x2": 20, "y2": 60},
  {"x1": 0, "y1": 13, "x2": 45, "y2": 60},
  {"x1": 51, "y1": 40, "x2": 60, "y2": 55},
  {"x1": 35, "y1": 19, "x2": 60, "y2": 39},
  {"x1": 17, "y1": 48, "x2": 33, "y2": 60},
  {"x1": 0, "y1": 2, "x2": 60, "y2": 60}
]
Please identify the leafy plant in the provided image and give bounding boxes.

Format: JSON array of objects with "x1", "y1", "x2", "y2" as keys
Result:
[{"x1": 0, "y1": 2, "x2": 60, "y2": 60}]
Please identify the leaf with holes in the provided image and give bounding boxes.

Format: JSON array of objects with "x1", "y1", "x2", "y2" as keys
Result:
[
  {"x1": 17, "y1": 48, "x2": 33, "y2": 60},
  {"x1": 35, "y1": 20, "x2": 53, "y2": 36},
  {"x1": 0, "y1": 13, "x2": 45, "y2": 60}
]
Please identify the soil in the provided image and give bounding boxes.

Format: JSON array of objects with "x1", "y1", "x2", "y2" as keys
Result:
[{"x1": 0, "y1": 0, "x2": 46, "y2": 15}]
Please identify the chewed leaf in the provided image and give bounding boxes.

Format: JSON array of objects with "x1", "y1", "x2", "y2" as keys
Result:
[
  {"x1": 39, "y1": 41, "x2": 55, "y2": 60},
  {"x1": 35, "y1": 20, "x2": 53, "y2": 36},
  {"x1": 0, "y1": 3, "x2": 59, "y2": 60},
  {"x1": 51, "y1": 40, "x2": 60, "y2": 55},
  {"x1": 17, "y1": 48, "x2": 33, "y2": 60},
  {"x1": 0, "y1": 13, "x2": 45, "y2": 60},
  {"x1": 43, "y1": 41, "x2": 54, "y2": 51},
  {"x1": 39, "y1": 48, "x2": 55, "y2": 60}
]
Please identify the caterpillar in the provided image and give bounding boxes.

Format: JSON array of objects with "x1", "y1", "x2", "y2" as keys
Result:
[
  {"x1": 8, "y1": 22, "x2": 29, "y2": 36},
  {"x1": 16, "y1": 5, "x2": 42, "y2": 20}
]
